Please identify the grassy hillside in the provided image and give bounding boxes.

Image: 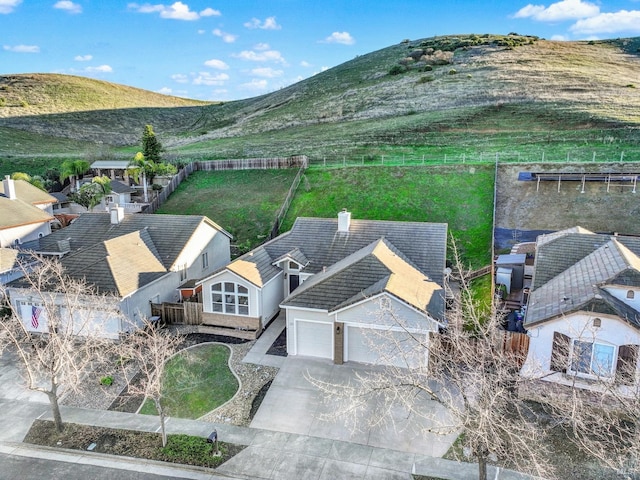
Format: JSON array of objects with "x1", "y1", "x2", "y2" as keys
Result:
[{"x1": 1, "y1": 34, "x2": 640, "y2": 174}]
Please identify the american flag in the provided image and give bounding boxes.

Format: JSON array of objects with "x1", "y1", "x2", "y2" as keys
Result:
[{"x1": 31, "y1": 305, "x2": 42, "y2": 329}]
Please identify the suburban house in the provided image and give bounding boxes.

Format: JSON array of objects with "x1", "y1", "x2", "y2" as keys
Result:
[
  {"x1": 6, "y1": 207, "x2": 232, "y2": 338},
  {"x1": 521, "y1": 227, "x2": 640, "y2": 394},
  {"x1": 198, "y1": 210, "x2": 447, "y2": 367},
  {"x1": 0, "y1": 176, "x2": 57, "y2": 247}
]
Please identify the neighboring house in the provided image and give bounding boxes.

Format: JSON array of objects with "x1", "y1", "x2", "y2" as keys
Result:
[
  {"x1": 103, "y1": 180, "x2": 142, "y2": 213},
  {"x1": 90, "y1": 160, "x2": 132, "y2": 182},
  {"x1": 0, "y1": 176, "x2": 57, "y2": 247},
  {"x1": 0, "y1": 247, "x2": 32, "y2": 285},
  {"x1": 198, "y1": 210, "x2": 447, "y2": 367},
  {"x1": 521, "y1": 227, "x2": 640, "y2": 394},
  {"x1": 6, "y1": 207, "x2": 232, "y2": 338}
]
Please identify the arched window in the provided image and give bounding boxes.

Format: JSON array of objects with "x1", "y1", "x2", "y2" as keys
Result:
[
  {"x1": 627, "y1": 290, "x2": 635, "y2": 300},
  {"x1": 211, "y1": 282, "x2": 249, "y2": 315}
]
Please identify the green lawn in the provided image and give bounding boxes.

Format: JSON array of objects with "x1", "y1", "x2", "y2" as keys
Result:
[
  {"x1": 155, "y1": 169, "x2": 300, "y2": 252},
  {"x1": 282, "y1": 165, "x2": 495, "y2": 268},
  {"x1": 140, "y1": 344, "x2": 238, "y2": 419}
]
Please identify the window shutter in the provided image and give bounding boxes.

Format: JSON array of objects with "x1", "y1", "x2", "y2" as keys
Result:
[
  {"x1": 550, "y1": 332, "x2": 570, "y2": 373},
  {"x1": 616, "y1": 344, "x2": 639, "y2": 386}
]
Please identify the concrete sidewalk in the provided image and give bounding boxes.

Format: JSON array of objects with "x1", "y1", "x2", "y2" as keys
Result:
[{"x1": 0, "y1": 399, "x2": 530, "y2": 480}]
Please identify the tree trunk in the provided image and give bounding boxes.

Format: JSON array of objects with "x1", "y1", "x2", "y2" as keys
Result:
[
  {"x1": 46, "y1": 383, "x2": 64, "y2": 433},
  {"x1": 478, "y1": 452, "x2": 488, "y2": 480},
  {"x1": 156, "y1": 399, "x2": 167, "y2": 447}
]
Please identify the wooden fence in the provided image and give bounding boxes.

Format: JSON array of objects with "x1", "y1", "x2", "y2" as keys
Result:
[
  {"x1": 142, "y1": 156, "x2": 306, "y2": 215},
  {"x1": 151, "y1": 301, "x2": 202, "y2": 325},
  {"x1": 268, "y1": 161, "x2": 308, "y2": 240},
  {"x1": 498, "y1": 330, "x2": 530, "y2": 367}
]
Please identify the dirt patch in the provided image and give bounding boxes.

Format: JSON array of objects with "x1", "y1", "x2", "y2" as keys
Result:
[
  {"x1": 24, "y1": 419, "x2": 245, "y2": 469},
  {"x1": 495, "y1": 163, "x2": 640, "y2": 248}
]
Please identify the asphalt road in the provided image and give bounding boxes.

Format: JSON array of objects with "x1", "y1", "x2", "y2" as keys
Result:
[{"x1": 0, "y1": 453, "x2": 190, "y2": 480}]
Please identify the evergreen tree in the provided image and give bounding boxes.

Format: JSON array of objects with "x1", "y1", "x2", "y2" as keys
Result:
[{"x1": 141, "y1": 124, "x2": 163, "y2": 163}]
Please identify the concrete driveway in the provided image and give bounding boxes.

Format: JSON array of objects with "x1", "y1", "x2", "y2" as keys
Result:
[{"x1": 250, "y1": 356, "x2": 457, "y2": 457}]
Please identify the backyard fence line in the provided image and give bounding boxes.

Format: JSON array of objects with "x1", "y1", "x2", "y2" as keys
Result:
[
  {"x1": 307, "y1": 150, "x2": 640, "y2": 168},
  {"x1": 142, "y1": 156, "x2": 308, "y2": 216},
  {"x1": 268, "y1": 161, "x2": 308, "y2": 241}
]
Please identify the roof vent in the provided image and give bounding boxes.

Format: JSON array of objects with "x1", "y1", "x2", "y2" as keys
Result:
[{"x1": 338, "y1": 209, "x2": 351, "y2": 232}]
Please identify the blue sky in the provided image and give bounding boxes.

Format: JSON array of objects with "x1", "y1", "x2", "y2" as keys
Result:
[{"x1": 1, "y1": 0, "x2": 640, "y2": 101}]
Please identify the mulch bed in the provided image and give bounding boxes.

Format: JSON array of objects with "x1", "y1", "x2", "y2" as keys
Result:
[
  {"x1": 24, "y1": 419, "x2": 245, "y2": 469},
  {"x1": 266, "y1": 328, "x2": 287, "y2": 357}
]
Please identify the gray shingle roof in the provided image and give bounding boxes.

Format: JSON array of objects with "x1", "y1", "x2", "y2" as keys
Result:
[
  {"x1": 35, "y1": 213, "x2": 231, "y2": 270},
  {"x1": 526, "y1": 238, "x2": 640, "y2": 326},
  {"x1": 265, "y1": 217, "x2": 447, "y2": 284},
  {"x1": 281, "y1": 238, "x2": 445, "y2": 319}
]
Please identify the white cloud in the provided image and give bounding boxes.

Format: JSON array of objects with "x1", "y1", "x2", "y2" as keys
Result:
[
  {"x1": 200, "y1": 7, "x2": 220, "y2": 17},
  {"x1": 157, "y1": 87, "x2": 173, "y2": 94},
  {"x1": 128, "y1": 2, "x2": 216, "y2": 21},
  {"x1": 171, "y1": 73, "x2": 189, "y2": 83},
  {"x1": 193, "y1": 71, "x2": 229, "y2": 85},
  {"x1": 85, "y1": 65, "x2": 113, "y2": 73},
  {"x1": 570, "y1": 10, "x2": 640, "y2": 34},
  {"x1": 197, "y1": 29, "x2": 205, "y2": 34},
  {"x1": 300, "y1": 60, "x2": 312, "y2": 67},
  {"x1": 251, "y1": 67, "x2": 283, "y2": 78},
  {"x1": 74, "y1": 54, "x2": 93, "y2": 61},
  {"x1": 321, "y1": 66, "x2": 329, "y2": 72},
  {"x1": 3, "y1": 44, "x2": 39, "y2": 53},
  {"x1": 204, "y1": 58, "x2": 229, "y2": 69},
  {"x1": 244, "y1": 16, "x2": 281, "y2": 30},
  {"x1": 0, "y1": 0, "x2": 21, "y2": 14},
  {"x1": 240, "y1": 79, "x2": 269, "y2": 91},
  {"x1": 54, "y1": 1, "x2": 82, "y2": 14},
  {"x1": 513, "y1": 0, "x2": 599, "y2": 21},
  {"x1": 233, "y1": 49, "x2": 286, "y2": 64},
  {"x1": 213, "y1": 28, "x2": 237, "y2": 43},
  {"x1": 321, "y1": 31, "x2": 355, "y2": 45},
  {"x1": 550, "y1": 34, "x2": 569, "y2": 40}
]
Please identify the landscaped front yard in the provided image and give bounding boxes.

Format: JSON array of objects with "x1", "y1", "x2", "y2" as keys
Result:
[{"x1": 139, "y1": 343, "x2": 238, "y2": 419}]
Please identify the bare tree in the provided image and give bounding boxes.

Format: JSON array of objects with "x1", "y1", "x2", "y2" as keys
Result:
[
  {"x1": 0, "y1": 256, "x2": 125, "y2": 432},
  {"x1": 308, "y1": 249, "x2": 554, "y2": 480},
  {"x1": 119, "y1": 318, "x2": 184, "y2": 447}
]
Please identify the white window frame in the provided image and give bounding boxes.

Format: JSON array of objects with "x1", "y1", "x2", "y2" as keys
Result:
[
  {"x1": 211, "y1": 282, "x2": 249, "y2": 316},
  {"x1": 569, "y1": 339, "x2": 616, "y2": 379},
  {"x1": 202, "y1": 251, "x2": 209, "y2": 269}
]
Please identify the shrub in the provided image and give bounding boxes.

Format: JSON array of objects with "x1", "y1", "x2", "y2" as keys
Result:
[
  {"x1": 19, "y1": 99, "x2": 28, "y2": 107},
  {"x1": 152, "y1": 183, "x2": 163, "y2": 191},
  {"x1": 160, "y1": 434, "x2": 228, "y2": 467},
  {"x1": 388, "y1": 65, "x2": 406, "y2": 76},
  {"x1": 422, "y1": 65, "x2": 433, "y2": 72},
  {"x1": 626, "y1": 84, "x2": 636, "y2": 89},
  {"x1": 0, "y1": 97, "x2": 5, "y2": 107},
  {"x1": 417, "y1": 75, "x2": 435, "y2": 84},
  {"x1": 100, "y1": 376, "x2": 114, "y2": 386},
  {"x1": 449, "y1": 69, "x2": 458, "y2": 75}
]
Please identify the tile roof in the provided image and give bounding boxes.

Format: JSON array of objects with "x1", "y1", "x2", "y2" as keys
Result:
[
  {"x1": 109, "y1": 180, "x2": 135, "y2": 194},
  {"x1": 60, "y1": 229, "x2": 167, "y2": 296},
  {"x1": 34, "y1": 212, "x2": 231, "y2": 270},
  {"x1": 0, "y1": 196, "x2": 54, "y2": 230},
  {"x1": 0, "y1": 248, "x2": 20, "y2": 273},
  {"x1": 281, "y1": 238, "x2": 444, "y2": 319},
  {"x1": 0, "y1": 179, "x2": 57, "y2": 206},
  {"x1": 211, "y1": 217, "x2": 447, "y2": 298},
  {"x1": 526, "y1": 238, "x2": 640, "y2": 326}
]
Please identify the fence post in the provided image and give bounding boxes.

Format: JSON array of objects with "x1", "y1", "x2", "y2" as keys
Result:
[
  {"x1": 592, "y1": 151, "x2": 596, "y2": 162},
  {"x1": 422, "y1": 154, "x2": 425, "y2": 165},
  {"x1": 382, "y1": 155, "x2": 384, "y2": 165},
  {"x1": 444, "y1": 154, "x2": 447, "y2": 163},
  {"x1": 621, "y1": 151, "x2": 625, "y2": 162}
]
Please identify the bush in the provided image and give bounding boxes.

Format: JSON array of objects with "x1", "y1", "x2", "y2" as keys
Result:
[
  {"x1": 0, "y1": 97, "x2": 5, "y2": 107},
  {"x1": 100, "y1": 376, "x2": 114, "y2": 386},
  {"x1": 626, "y1": 84, "x2": 636, "y2": 89},
  {"x1": 19, "y1": 99, "x2": 28, "y2": 107},
  {"x1": 152, "y1": 183, "x2": 163, "y2": 191},
  {"x1": 449, "y1": 69, "x2": 457, "y2": 75},
  {"x1": 160, "y1": 434, "x2": 228, "y2": 467},
  {"x1": 388, "y1": 65, "x2": 406, "y2": 76},
  {"x1": 422, "y1": 65, "x2": 433, "y2": 72},
  {"x1": 417, "y1": 75, "x2": 435, "y2": 84}
]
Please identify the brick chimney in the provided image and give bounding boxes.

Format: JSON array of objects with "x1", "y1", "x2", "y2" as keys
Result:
[{"x1": 3, "y1": 175, "x2": 16, "y2": 200}]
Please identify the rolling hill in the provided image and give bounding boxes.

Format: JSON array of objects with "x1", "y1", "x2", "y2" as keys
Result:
[{"x1": 1, "y1": 34, "x2": 639, "y2": 165}]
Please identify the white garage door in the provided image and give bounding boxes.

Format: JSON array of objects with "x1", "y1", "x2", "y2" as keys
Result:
[
  {"x1": 295, "y1": 320, "x2": 333, "y2": 359},
  {"x1": 346, "y1": 326, "x2": 427, "y2": 368}
]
